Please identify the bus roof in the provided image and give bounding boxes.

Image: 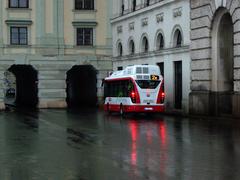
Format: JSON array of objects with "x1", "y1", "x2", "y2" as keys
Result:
[{"x1": 105, "y1": 65, "x2": 162, "y2": 81}]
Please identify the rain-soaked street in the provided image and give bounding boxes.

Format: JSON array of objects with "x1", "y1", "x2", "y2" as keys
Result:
[{"x1": 0, "y1": 109, "x2": 240, "y2": 180}]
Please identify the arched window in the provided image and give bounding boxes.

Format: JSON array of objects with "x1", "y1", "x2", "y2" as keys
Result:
[
  {"x1": 117, "y1": 42, "x2": 123, "y2": 56},
  {"x1": 121, "y1": 0, "x2": 124, "y2": 15},
  {"x1": 129, "y1": 40, "x2": 135, "y2": 55},
  {"x1": 132, "y1": 0, "x2": 136, "y2": 11},
  {"x1": 156, "y1": 33, "x2": 164, "y2": 50},
  {"x1": 144, "y1": 0, "x2": 149, "y2": 7},
  {"x1": 174, "y1": 29, "x2": 182, "y2": 47},
  {"x1": 142, "y1": 37, "x2": 149, "y2": 53}
]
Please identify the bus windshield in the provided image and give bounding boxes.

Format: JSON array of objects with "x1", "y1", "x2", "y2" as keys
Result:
[{"x1": 136, "y1": 80, "x2": 160, "y2": 89}]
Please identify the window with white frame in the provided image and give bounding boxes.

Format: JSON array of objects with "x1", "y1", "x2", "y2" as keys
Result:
[
  {"x1": 75, "y1": 0, "x2": 94, "y2": 10},
  {"x1": 9, "y1": 0, "x2": 29, "y2": 8},
  {"x1": 76, "y1": 28, "x2": 93, "y2": 46},
  {"x1": 10, "y1": 27, "x2": 28, "y2": 45}
]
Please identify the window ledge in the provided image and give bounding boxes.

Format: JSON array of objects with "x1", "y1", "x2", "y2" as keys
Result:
[
  {"x1": 72, "y1": 9, "x2": 97, "y2": 13},
  {"x1": 7, "y1": 44, "x2": 31, "y2": 48},
  {"x1": 74, "y1": 45, "x2": 95, "y2": 49},
  {"x1": 72, "y1": 21, "x2": 97, "y2": 27},
  {"x1": 6, "y1": 8, "x2": 32, "y2": 11}
]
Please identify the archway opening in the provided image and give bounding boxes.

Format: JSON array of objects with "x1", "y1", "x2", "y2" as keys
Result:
[
  {"x1": 66, "y1": 65, "x2": 97, "y2": 108},
  {"x1": 4, "y1": 65, "x2": 38, "y2": 108},
  {"x1": 217, "y1": 13, "x2": 233, "y2": 91},
  {"x1": 211, "y1": 9, "x2": 233, "y2": 115}
]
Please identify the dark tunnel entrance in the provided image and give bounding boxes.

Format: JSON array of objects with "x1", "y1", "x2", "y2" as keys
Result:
[
  {"x1": 4, "y1": 65, "x2": 38, "y2": 108},
  {"x1": 66, "y1": 65, "x2": 98, "y2": 108}
]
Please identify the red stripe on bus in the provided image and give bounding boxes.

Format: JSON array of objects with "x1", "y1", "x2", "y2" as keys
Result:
[{"x1": 104, "y1": 104, "x2": 164, "y2": 113}]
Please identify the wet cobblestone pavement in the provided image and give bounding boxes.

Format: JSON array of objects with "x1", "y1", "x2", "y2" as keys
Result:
[{"x1": 0, "y1": 109, "x2": 240, "y2": 180}]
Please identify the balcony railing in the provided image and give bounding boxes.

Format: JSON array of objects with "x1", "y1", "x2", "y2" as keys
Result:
[{"x1": 113, "y1": 0, "x2": 164, "y2": 19}]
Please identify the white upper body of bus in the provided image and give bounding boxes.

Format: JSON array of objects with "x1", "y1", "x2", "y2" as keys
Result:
[{"x1": 105, "y1": 65, "x2": 162, "y2": 81}]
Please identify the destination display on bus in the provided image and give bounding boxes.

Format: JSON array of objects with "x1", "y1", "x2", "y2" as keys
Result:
[{"x1": 150, "y1": 75, "x2": 159, "y2": 80}]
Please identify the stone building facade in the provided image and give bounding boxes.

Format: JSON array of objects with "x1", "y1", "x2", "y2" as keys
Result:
[
  {"x1": 189, "y1": 0, "x2": 240, "y2": 117},
  {"x1": 111, "y1": 0, "x2": 191, "y2": 114},
  {"x1": 0, "y1": 0, "x2": 112, "y2": 109}
]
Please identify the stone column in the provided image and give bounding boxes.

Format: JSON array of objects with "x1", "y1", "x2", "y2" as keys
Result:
[{"x1": 34, "y1": 62, "x2": 71, "y2": 108}]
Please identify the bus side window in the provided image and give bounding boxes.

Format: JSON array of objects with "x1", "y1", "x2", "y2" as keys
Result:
[
  {"x1": 123, "y1": 80, "x2": 128, "y2": 97},
  {"x1": 127, "y1": 80, "x2": 134, "y2": 95},
  {"x1": 121, "y1": 81, "x2": 124, "y2": 97},
  {"x1": 112, "y1": 81, "x2": 116, "y2": 97},
  {"x1": 114, "y1": 81, "x2": 119, "y2": 97},
  {"x1": 117, "y1": 81, "x2": 123, "y2": 97},
  {"x1": 109, "y1": 82, "x2": 113, "y2": 97},
  {"x1": 104, "y1": 81, "x2": 108, "y2": 99}
]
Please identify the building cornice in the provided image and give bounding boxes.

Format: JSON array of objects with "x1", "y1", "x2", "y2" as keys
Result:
[
  {"x1": 112, "y1": 45, "x2": 190, "y2": 61},
  {"x1": 111, "y1": 0, "x2": 175, "y2": 24}
]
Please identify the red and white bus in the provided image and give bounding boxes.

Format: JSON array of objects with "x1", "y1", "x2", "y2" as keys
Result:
[{"x1": 103, "y1": 65, "x2": 165, "y2": 114}]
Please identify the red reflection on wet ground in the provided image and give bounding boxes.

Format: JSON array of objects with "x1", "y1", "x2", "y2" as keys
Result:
[
  {"x1": 158, "y1": 121, "x2": 168, "y2": 175},
  {"x1": 131, "y1": 143, "x2": 137, "y2": 166},
  {"x1": 146, "y1": 128, "x2": 153, "y2": 145},
  {"x1": 159, "y1": 121, "x2": 167, "y2": 146},
  {"x1": 130, "y1": 121, "x2": 138, "y2": 142},
  {"x1": 129, "y1": 121, "x2": 138, "y2": 166}
]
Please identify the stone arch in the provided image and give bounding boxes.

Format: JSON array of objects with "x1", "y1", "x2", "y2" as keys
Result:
[
  {"x1": 171, "y1": 25, "x2": 183, "y2": 47},
  {"x1": 140, "y1": 33, "x2": 149, "y2": 53},
  {"x1": 155, "y1": 29, "x2": 165, "y2": 50},
  {"x1": 211, "y1": 7, "x2": 233, "y2": 92}
]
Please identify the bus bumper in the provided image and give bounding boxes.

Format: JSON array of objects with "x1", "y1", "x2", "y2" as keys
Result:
[
  {"x1": 104, "y1": 104, "x2": 164, "y2": 113},
  {"x1": 124, "y1": 105, "x2": 164, "y2": 113}
]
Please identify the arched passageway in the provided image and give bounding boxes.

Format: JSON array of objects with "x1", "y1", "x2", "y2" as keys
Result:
[
  {"x1": 216, "y1": 13, "x2": 233, "y2": 91},
  {"x1": 211, "y1": 9, "x2": 233, "y2": 115},
  {"x1": 4, "y1": 65, "x2": 38, "y2": 108},
  {"x1": 66, "y1": 65, "x2": 97, "y2": 108}
]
